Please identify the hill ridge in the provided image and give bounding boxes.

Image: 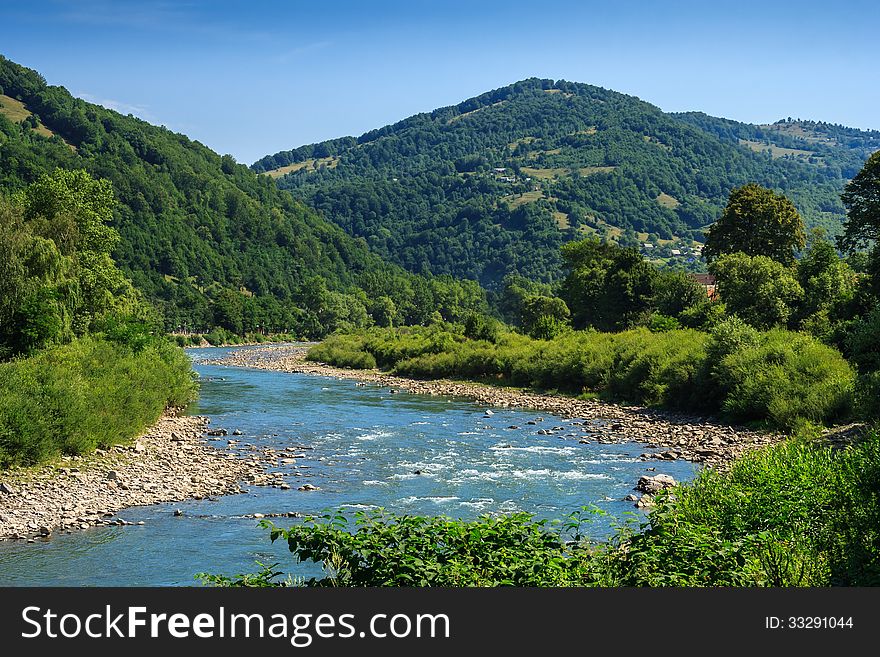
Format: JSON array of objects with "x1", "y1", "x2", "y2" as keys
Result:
[{"x1": 255, "y1": 78, "x2": 879, "y2": 286}]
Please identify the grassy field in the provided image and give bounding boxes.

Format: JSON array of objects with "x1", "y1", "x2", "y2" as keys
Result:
[
  {"x1": 543, "y1": 88, "x2": 574, "y2": 98},
  {"x1": 656, "y1": 192, "x2": 681, "y2": 209},
  {"x1": 446, "y1": 100, "x2": 507, "y2": 124},
  {"x1": 552, "y1": 210, "x2": 570, "y2": 229},
  {"x1": 739, "y1": 139, "x2": 813, "y2": 159},
  {"x1": 577, "y1": 165, "x2": 616, "y2": 176},
  {"x1": 507, "y1": 136, "x2": 538, "y2": 150},
  {"x1": 501, "y1": 189, "x2": 544, "y2": 208},
  {"x1": 0, "y1": 94, "x2": 54, "y2": 138},
  {"x1": 263, "y1": 156, "x2": 339, "y2": 178},
  {"x1": 520, "y1": 165, "x2": 615, "y2": 180}
]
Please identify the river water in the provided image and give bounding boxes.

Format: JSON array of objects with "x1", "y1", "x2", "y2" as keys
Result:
[{"x1": 0, "y1": 346, "x2": 697, "y2": 586}]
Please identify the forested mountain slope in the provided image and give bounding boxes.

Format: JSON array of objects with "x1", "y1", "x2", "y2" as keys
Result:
[
  {"x1": 256, "y1": 78, "x2": 879, "y2": 286},
  {"x1": 0, "y1": 56, "x2": 484, "y2": 334}
]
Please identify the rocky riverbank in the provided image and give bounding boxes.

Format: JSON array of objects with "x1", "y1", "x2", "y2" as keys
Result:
[
  {"x1": 204, "y1": 344, "x2": 784, "y2": 471},
  {"x1": 0, "y1": 413, "x2": 268, "y2": 541}
]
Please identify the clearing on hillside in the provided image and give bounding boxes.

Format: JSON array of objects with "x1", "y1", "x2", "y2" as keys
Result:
[
  {"x1": 0, "y1": 94, "x2": 55, "y2": 138},
  {"x1": 263, "y1": 156, "x2": 340, "y2": 178},
  {"x1": 739, "y1": 139, "x2": 813, "y2": 159},
  {"x1": 502, "y1": 190, "x2": 544, "y2": 209},
  {"x1": 656, "y1": 192, "x2": 680, "y2": 209}
]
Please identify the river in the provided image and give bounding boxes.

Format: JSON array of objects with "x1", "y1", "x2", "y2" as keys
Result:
[{"x1": 0, "y1": 345, "x2": 697, "y2": 585}]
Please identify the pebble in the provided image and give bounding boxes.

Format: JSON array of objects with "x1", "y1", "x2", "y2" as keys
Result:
[{"x1": 1, "y1": 414, "x2": 274, "y2": 541}]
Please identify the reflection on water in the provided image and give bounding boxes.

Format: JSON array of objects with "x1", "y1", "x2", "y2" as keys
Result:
[{"x1": 0, "y1": 345, "x2": 698, "y2": 586}]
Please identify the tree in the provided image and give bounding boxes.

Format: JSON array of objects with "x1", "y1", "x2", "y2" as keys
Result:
[
  {"x1": 21, "y1": 168, "x2": 135, "y2": 332},
  {"x1": 653, "y1": 270, "x2": 706, "y2": 317},
  {"x1": 560, "y1": 238, "x2": 658, "y2": 331},
  {"x1": 839, "y1": 151, "x2": 880, "y2": 300},
  {"x1": 371, "y1": 296, "x2": 396, "y2": 328},
  {"x1": 796, "y1": 229, "x2": 857, "y2": 323},
  {"x1": 839, "y1": 151, "x2": 880, "y2": 253},
  {"x1": 710, "y1": 253, "x2": 804, "y2": 330},
  {"x1": 704, "y1": 183, "x2": 806, "y2": 266},
  {"x1": 520, "y1": 294, "x2": 570, "y2": 338},
  {"x1": 212, "y1": 288, "x2": 244, "y2": 334}
]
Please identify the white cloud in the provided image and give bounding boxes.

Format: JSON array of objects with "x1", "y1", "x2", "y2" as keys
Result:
[{"x1": 75, "y1": 92, "x2": 158, "y2": 124}]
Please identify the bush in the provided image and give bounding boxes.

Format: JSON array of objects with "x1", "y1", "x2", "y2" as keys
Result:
[
  {"x1": 307, "y1": 339, "x2": 377, "y2": 369},
  {"x1": 306, "y1": 324, "x2": 854, "y2": 429},
  {"x1": 712, "y1": 328, "x2": 855, "y2": 429},
  {"x1": 627, "y1": 431, "x2": 880, "y2": 585},
  {"x1": 257, "y1": 510, "x2": 598, "y2": 587},
  {"x1": 0, "y1": 337, "x2": 196, "y2": 466}
]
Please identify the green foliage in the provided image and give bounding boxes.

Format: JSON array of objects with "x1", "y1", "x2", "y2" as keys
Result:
[
  {"x1": 839, "y1": 151, "x2": 880, "y2": 304},
  {"x1": 631, "y1": 432, "x2": 880, "y2": 586},
  {"x1": 561, "y1": 238, "x2": 658, "y2": 331},
  {"x1": 704, "y1": 183, "x2": 806, "y2": 265},
  {"x1": 653, "y1": 269, "x2": 707, "y2": 317},
  {"x1": 462, "y1": 312, "x2": 502, "y2": 342},
  {"x1": 257, "y1": 79, "x2": 871, "y2": 287},
  {"x1": 678, "y1": 300, "x2": 727, "y2": 330},
  {"x1": 0, "y1": 169, "x2": 151, "y2": 357},
  {"x1": 262, "y1": 510, "x2": 597, "y2": 587},
  {"x1": 520, "y1": 294, "x2": 570, "y2": 338},
  {"x1": 795, "y1": 230, "x2": 858, "y2": 340},
  {"x1": 0, "y1": 56, "x2": 487, "y2": 338},
  {"x1": 711, "y1": 253, "x2": 804, "y2": 329},
  {"x1": 197, "y1": 562, "x2": 295, "y2": 588},
  {"x1": 839, "y1": 150, "x2": 880, "y2": 253},
  {"x1": 647, "y1": 314, "x2": 680, "y2": 332},
  {"x1": 309, "y1": 323, "x2": 852, "y2": 428},
  {"x1": 0, "y1": 336, "x2": 196, "y2": 467},
  {"x1": 528, "y1": 314, "x2": 569, "y2": 340},
  {"x1": 711, "y1": 326, "x2": 854, "y2": 429}
]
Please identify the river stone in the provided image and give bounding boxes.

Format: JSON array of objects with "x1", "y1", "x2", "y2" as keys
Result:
[
  {"x1": 636, "y1": 474, "x2": 677, "y2": 494},
  {"x1": 0, "y1": 483, "x2": 16, "y2": 495}
]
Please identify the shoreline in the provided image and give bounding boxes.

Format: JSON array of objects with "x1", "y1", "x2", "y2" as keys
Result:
[
  {"x1": 203, "y1": 344, "x2": 785, "y2": 470},
  {"x1": 0, "y1": 413, "x2": 267, "y2": 542}
]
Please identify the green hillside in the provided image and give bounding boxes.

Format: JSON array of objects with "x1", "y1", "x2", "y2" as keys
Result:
[
  {"x1": 255, "y1": 78, "x2": 880, "y2": 286},
  {"x1": 0, "y1": 56, "x2": 485, "y2": 335}
]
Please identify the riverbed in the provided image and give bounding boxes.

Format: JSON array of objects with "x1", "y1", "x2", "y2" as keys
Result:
[{"x1": 0, "y1": 345, "x2": 698, "y2": 586}]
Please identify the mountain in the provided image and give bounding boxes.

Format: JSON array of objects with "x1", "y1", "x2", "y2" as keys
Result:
[
  {"x1": 0, "y1": 56, "x2": 486, "y2": 335},
  {"x1": 255, "y1": 78, "x2": 880, "y2": 287}
]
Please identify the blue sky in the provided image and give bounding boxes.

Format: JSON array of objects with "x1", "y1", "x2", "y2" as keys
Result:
[{"x1": 3, "y1": 0, "x2": 878, "y2": 163}]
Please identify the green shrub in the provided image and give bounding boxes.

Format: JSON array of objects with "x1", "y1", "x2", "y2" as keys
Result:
[
  {"x1": 647, "y1": 314, "x2": 680, "y2": 333},
  {"x1": 0, "y1": 337, "x2": 196, "y2": 467},
  {"x1": 306, "y1": 323, "x2": 854, "y2": 429},
  {"x1": 713, "y1": 328, "x2": 854, "y2": 429},
  {"x1": 258, "y1": 510, "x2": 599, "y2": 587},
  {"x1": 307, "y1": 339, "x2": 377, "y2": 369}
]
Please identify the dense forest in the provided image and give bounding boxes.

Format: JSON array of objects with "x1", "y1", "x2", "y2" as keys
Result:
[
  {"x1": 0, "y1": 56, "x2": 486, "y2": 337},
  {"x1": 255, "y1": 78, "x2": 880, "y2": 287}
]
